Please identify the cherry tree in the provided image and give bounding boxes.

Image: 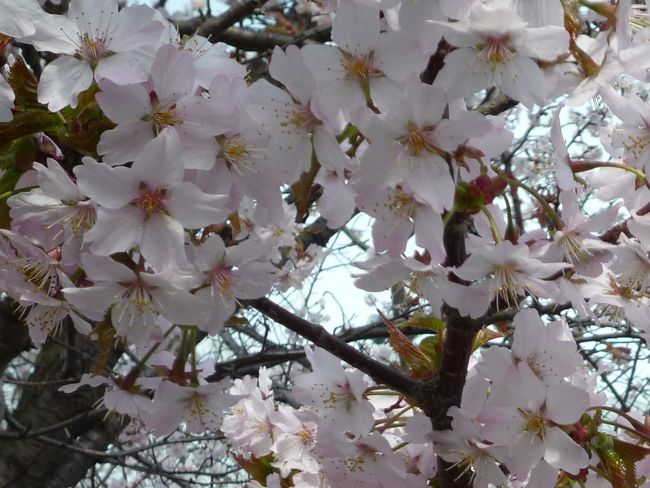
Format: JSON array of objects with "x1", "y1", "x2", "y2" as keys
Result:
[{"x1": 0, "y1": 0, "x2": 649, "y2": 487}]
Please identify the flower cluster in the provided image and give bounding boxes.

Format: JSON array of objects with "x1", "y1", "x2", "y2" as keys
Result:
[{"x1": 0, "y1": 0, "x2": 649, "y2": 486}]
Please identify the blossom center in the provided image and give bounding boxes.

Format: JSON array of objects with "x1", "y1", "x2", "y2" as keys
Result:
[
  {"x1": 188, "y1": 393, "x2": 210, "y2": 420},
  {"x1": 557, "y1": 231, "x2": 591, "y2": 266},
  {"x1": 154, "y1": 108, "x2": 182, "y2": 129},
  {"x1": 386, "y1": 190, "x2": 415, "y2": 217},
  {"x1": 17, "y1": 258, "x2": 59, "y2": 296},
  {"x1": 521, "y1": 410, "x2": 546, "y2": 437},
  {"x1": 478, "y1": 36, "x2": 515, "y2": 65},
  {"x1": 399, "y1": 122, "x2": 442, "y2": 158},
  {"x1": 217, "y1": 135, "x2": 260, "y2": 175},
  {"x1": 78, "y1": 32, "x2": 109, "y2": 63},
  {"x1": 341, "y1": 51, "x2": 382, "y2": 80},
  {"x1": 134, "y1": 187, "x2": 168, "y2": 218},
  {"x1": 222, "y1": 139, "x2": 249, "y2": 162},
  {"x1": 298, "y1": 426, "x2": 316, "y2": 444},
  {"x1": 287, "y1": 106, "x2": 319, "y2": 130},
  {"x1": 492, "y1": 264, "x2": 523, "y2": 308},
  {"x1": 209, "y1": 264, "x2": 235, "y2": 299}
]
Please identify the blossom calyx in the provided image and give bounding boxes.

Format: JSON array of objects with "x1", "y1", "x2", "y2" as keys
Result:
[{"x1": 454, "y1": 175, "x2": 507, "y2": 214}]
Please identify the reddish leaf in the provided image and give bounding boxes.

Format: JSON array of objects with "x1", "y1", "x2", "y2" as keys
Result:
[
  {"x1": 92, "y1": 318, "x2": 117, "y2": 376},
  {"x1": 234, "y1": 454, "x2": 276, "y2": 484},
  {"x1": 7, "y1": 57, "x2": 40, "y2": 109},
  {"x1": 290, "y1": 156, "x2": 320, "y2": 223},
  {"x1": 472, "y1": 328, "x2": 504, "y2": 352},
  {"x1": 380, "y1": 311, "x2": 433, "y2": 379}
]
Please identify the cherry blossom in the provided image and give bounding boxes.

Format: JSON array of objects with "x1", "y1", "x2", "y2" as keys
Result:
[
  {"x1": 189, "y1": 234, "x2": 276, "y2": 334},
  {"x1": 301, "y1": 2, "x2": 424, "y2": 123},
  {"x1": 248, "y1": 45, "x2": 348, "y2": 182},
  {"x1": 293, "y1": 347, "x2": 375, "y2": 437},
  {"x1": 481, "y1": 373, "x2": 590, "y2": 478},
  {"x1": 436, "y1": 1, "x2": 569, "y2": 106},
  {"x1": 0, "y1": 0, "x2": 648, "y2": 486},
  {"x1": 27, "y1": 0, "x2": 164, "y2": 111},
  {"x1": 8, "y1": 158, "x2": 96, "y2": 267},
  {"x1": 96, "y1": 44, "x2": 234, "y2": 165},
  {"x1": 455, "y1": 240, "x2": 570, "y2": 312},
  {"x1": 76, "y1": 130, "x2": 230, "y2": 270},
  {"x1": 62, "y1": 253, "x2": 212, "y2": 344},
  {"x1": 147, "y1": 378, "x2": 236, "y2": 436}
]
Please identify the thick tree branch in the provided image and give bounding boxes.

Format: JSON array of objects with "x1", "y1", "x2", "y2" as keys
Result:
[
  {"x1": 176, "y1": 15, "x2": 330, "y2": 51},
  {"x1": 244, "y1": 298, "x2": 418, "y2": 394},
  {"x1": 0, "y1": 299, "x2": 30, "y2": 374},
  {"x1": 0, "y1": 324, "x2": 123, "y2": 487},
  {"x1": 178, "y1": 0, "x2": 268, "y2": 39},
  {"x1": 416, "y1": 213, "x2": 479, "y2": 488}
]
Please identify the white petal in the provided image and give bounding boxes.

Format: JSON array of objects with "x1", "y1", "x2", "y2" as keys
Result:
[
  {"x1": 0, "y1": 76, "x2": 14, "y2": 122},
  {"x1": 85, "y1": 207, "x2": 142, "y2": 255},
  {"x1": 110, "y1": 4, "x2": 163, "y2": 52},
  {"x1": 80, "y1": 253, "x2": 135, "y2": 283},
  {"x1": 63, "y1": 283, "x2": 124, "y2": 316},
  {"x1": 95, "y1": 79, "x2": 150, "y2": 123},
  {"x1": 132, "y1": 129, "x2": 184, "y2": 188},
  {"x1": 97, "y1": 120, "x2": 154, "y2": 164},
  {"x1": 0, "y1": 0, "x2": 45, "y2": 38},
  {"x1": 166, "y1": 182, "x2": 230, "y2": 229},
  {"x1": 37, "y1": 56, "x2": 93, "y2": 111},
  {"x1": 331, "y1": 2, "x2": 379, "y2": 56},
  {"x1": 75, "y1": 158, "x2": 139, "y2": 207},
  {"x1": 139, "y1": 215, "x2": 187, "y2": 271},
  {"x1": 545, "y1": 383, "x2": 589, "y2": 425},
  {"x1": 151, "y1": 44, "x2": 196, "y2": 103},
  {"x1": 543, "y1": 427, "x2": 589, "y2": 475}
]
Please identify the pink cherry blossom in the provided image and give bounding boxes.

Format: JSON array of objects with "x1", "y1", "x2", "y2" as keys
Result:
[
  {"x1": 28, "y1": 0, "x2": 163, "y2": 111},
  {"x1": 455, "y1": 240, "x2": 570, "y2": 312},
  {"x1": 293, "y1": 347, "x2": 375, "y2": 437},
  {"x1": 147, "y1": 378, "x2": 236, "y2": 436},
  {"x1": 62, "y1": 253, "x2": 212, "y2": 344},
  {"x1": 189, "y1": 234, "x2": 276, "y2": 335},
  {"x1": 436, "y1": 2, "x2": 569, "y2": 107},
  {"x1": 76, "y1": 130, "x2": 230, "y2": 271}
]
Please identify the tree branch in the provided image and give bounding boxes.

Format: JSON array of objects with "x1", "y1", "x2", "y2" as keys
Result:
[
  {"x1": 244, "y1": 298, "x2": 418, "y2": 394},
  {"x1": 181, "y1": 0, "x2": 268, "y2": 39}
]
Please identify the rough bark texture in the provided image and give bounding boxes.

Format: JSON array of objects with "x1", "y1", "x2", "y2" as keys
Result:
[
  {"x1": 0, "y1": 324, "x2": 121, "y2": 488},
  {"x1": 0, "y1": 300, "x2": 30, "y2": 374},
  {"x1": 416, "y1": 213, "x2": 481, "y2": 488}
]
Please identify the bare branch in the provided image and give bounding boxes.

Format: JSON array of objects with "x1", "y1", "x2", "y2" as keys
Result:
[{"x1": 244, "y1": 298, "x2": 418, "y2": 394}]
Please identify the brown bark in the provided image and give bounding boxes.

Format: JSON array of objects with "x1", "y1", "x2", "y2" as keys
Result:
[{"x1": 0, "y1": 325, "x2": 121, "y2": 488}]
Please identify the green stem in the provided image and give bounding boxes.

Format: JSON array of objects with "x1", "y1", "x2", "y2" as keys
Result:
[
  {"x1": 599, "y1": 419, "x2": 650, "y2": 443},
  {"x1": 138, "y1": 323, "x2": 178, "y2": 368},
  {"x1": 443, "y1": 207, "x2": 458, "y2": 227},
  {"x1": 494, "y1": 168, "x2": 564, "y2": 229},
  {"x1": 122, "y1": 323, "x2": 177, "y2": 389},
  {"x1": 571, "y1": 160, "x2": 646, "y2": 181},
  {"x1": 478, "y1": 203, "x2": 502, "y2": 243}
]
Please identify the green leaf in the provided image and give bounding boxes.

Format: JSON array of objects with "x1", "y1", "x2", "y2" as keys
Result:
[
  {"x1": 58, "y1": 111, "x2": 114, "y2": 155},
  {"x1": 399, "y1": 313, "x2": 446, "y2": 333},
  {"x1": 0, "y1": 167, "x2": 23, "y2": 228},
  {"x1": 592, "y1": 433, "x2": 643, "y2": 488},
  {"x1": 418, "y1": 336, "x2": 443, "y2": 373},
  {"x1": 0, "y1": 110, "x2": 65, "y2": 150}
]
